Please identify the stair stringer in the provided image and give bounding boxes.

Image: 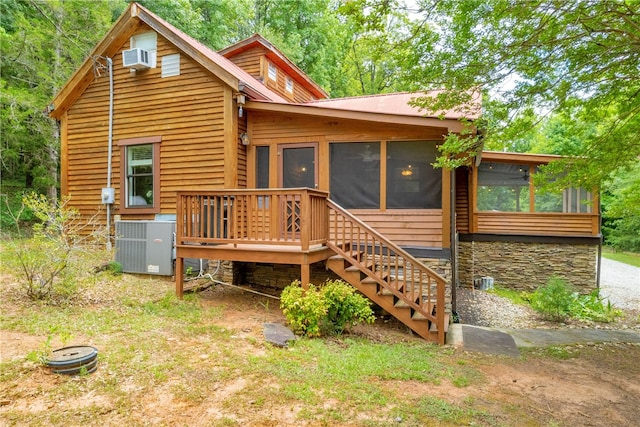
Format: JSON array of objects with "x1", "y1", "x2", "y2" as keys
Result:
[{"x1": 326, "y1": 252, "x2": 444, "y2": 343}]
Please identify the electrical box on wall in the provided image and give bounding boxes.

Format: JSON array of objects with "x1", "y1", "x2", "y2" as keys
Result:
[{"x1": 101, "y1": 188, "x2": 115, "y2": 204}]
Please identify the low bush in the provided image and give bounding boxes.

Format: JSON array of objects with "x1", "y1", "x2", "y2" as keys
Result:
[
  {"x1": 4, "y1": 192, "x2": 107, "y2": 302},
  {"x1": 530, "y1": 276, "x2": 622, "y2": 323},
  {"x1": 280, "y1": 279, "x2": 375, "y2": 337},
  {"x1": 530, "y1": 276, "x2": 575, "y2": 321}
]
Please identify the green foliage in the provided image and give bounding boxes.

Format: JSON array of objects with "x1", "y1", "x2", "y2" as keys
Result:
[
  {"x1": 106, "y1": 261, "x2": 122, "y2": 275},
  {"x1": 4, "y1": 192, "x2": 106, "y2": 302},
  {"x1": 320, "y1": 279, "x2": 377, "y2": 335},
  {"x1": 404, "y1": 0, "x2": 640, "y2": 190},
  {"x1": 530, "y1": 277, "x2": 575, "y2": 322},
  {"x1": 601, "y1": 248, "x2": 640, "y2": 268},
  {"x1": 601, "y1": 162, "x2": 640, "y2": 252},
  {"x1": 280, "y1": 280, "x2": 375, "y2": 337},
  {"x1": 487, "y1": 285, "x2": 530, "y2": 306},
  {"x1": 530, "y1": 276, "x2": 622, "y2": 323},
  {"x1": 1, "y1": 0, "x2": 120, "y2": 200},
  {"x1": 571, "y1": 290, "x2": 623, "y2": 323},
  {"x1": 431, "y1": 121, "x2": 483, "y2": 170}
]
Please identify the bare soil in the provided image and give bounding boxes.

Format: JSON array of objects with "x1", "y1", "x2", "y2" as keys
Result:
[{"x1": 1, "y1": 280, "x2": 639, "y2": 426}]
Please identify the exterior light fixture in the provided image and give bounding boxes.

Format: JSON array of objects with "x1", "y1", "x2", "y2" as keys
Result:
[
  {"x1": 240, "y1": 132, "x2": 250, "y2": 146},
  {"x1": 237, "y1": 94, "x2": 246, "y2": 118}
]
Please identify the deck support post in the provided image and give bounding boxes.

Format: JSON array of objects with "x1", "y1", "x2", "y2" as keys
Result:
[
  {"x1": 301, "y1": 263, "x2": 310, "y2": 289},
  {"x1": 175, "y1": 256, "x2": 184, "y2": 299}
]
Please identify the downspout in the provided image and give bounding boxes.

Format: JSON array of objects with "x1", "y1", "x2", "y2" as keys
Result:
[
  {"x1": 450, "y1": 168, "x2": 457, "y2": 314},
  {"x1": 106, "y1": 57, "x2": 114, "y2": 251}
]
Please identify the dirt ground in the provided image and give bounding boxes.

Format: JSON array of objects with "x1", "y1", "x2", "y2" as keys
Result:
[{"x1": 2, "y1": 281, "x2": 640, "y2": 426}]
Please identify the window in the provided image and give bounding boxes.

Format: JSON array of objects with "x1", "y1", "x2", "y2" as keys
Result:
[
  {"x1": 386, "y1": 141, "x2": 441, "y2": 209},
  {"x1": 131, "y1": 31, "x2": 157, "y2": 50},
  {"x1": 268, "y1": 62, "x2": 277, "y2": 81},
  {"x1": 285, "y1": 77, "x2": 294, "y2": 93},
  {"x1": 563, "y1": 187, "x2": 592, "y2": 213},
  {"x1": 131, "y1": 31, "x2": 157, "y2": 68},
  {"x1": 330, "y1": 141, "x2": 442, "y2": 210},
  {"x1": 330, "y1": 142, "x2": 380, "y2": 209},
  {"x1": 478, "y1": 162, "x2": 593, "y2": 213},
  {"x1": 477, "y1": 162, "x2": 530, "y2": 212},
  {"x1": 256, "y1": 146, "x2": 269, "y2": 188},
  {"x1": 118, "y1": 136, "x2": 161, "y2": 212}
]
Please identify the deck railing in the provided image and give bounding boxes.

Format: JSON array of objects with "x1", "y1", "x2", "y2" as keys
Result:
[
  {"x1": 326, "y1": 199, "x2": 447, "y2": 343},
  {"x1": 176, "y1": 188, "x2": 329, "y2": 250}
]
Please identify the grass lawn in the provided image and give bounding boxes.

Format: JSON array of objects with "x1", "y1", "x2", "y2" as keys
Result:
[
  {"x1": 602, "y1": 247, "x2": 640, "y2": 267},
  {"x1": 2, "y1": 244, "x2": 640, "y2": 426}
]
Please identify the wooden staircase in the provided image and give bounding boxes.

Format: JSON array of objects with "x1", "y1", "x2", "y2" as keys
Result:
[{"x1": 326, "y1": 200, "x2": 449, "y2": 344}]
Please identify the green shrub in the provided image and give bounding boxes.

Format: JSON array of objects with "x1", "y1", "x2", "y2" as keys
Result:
[
  {"x1": 4, "y1": 192, "x2": 106, "y2": 302},
  {"x1": 531, "y1": 276, "x2": 623, "y2": 323},
  {"x1": 280, "y1": 280, "x2": 375, "y2": 337},
  {"x1": 530, "y1": 276, "x2": 576, "y2": 321},
  {"x1": 570, "y1": 290, "x2": 622, "y2": 323}
]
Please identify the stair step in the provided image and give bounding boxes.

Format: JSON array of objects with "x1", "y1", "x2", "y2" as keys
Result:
[
  {"x1": 378, "y1": 280, "x2": 407, "y2": 295},
  {"x1": 429, "y1": 313, "x2": 450, "y2": 333},
  {"x1": 360, "y1": 272, "x2": 390, "y2": 284}
]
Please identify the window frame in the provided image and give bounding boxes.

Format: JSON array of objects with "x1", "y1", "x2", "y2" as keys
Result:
[
  {"x1": 477, "y1": 161, "x2": 594, "y2": 213},
  {"x1": 329, "y1": 140, "x2": 442, "y2": 210},
  {"x1": 267, "y1": 62, "x2": 277, "y2": 81},
  {"x1": 285, "y1": 76, "x2": 294, "y2": 94},
  {"x1": 118, "y1": 136, "x2": 161, "y2": 214}
]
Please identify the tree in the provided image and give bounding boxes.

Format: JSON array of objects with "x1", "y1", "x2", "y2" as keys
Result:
[
  {"x1": 246, "y1": 0, "x2": 351, "y2": 95},
  {"x1": 336, "y1": 0, "x2": 437, "y2": 96},
  {"x1": 398, "y1": 0, "x2": 640, "y2": 191},
  {"x1": 1, "y1": 0, "x2": 118, "y2": 200}
]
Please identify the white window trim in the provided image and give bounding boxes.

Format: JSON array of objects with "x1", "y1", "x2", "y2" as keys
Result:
[{"x1": 268, "y1": 62, "x2": 277, "y2": 81}]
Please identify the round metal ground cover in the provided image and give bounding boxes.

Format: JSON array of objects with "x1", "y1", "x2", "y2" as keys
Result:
[
  {"x1": 51, "y1": 358, "x2": 99, "y2": 375},
  {"x1": 45, "y1": 346, "x2": 98, "y2": 375}
]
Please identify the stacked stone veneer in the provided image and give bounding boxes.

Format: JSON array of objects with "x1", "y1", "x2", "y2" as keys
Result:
[
  {"x1": 458, "y1": 240, "x2": 598, "y2": 293},
  {"x1": 239, "y1": 262, "x2": 340, "y2": 290}
]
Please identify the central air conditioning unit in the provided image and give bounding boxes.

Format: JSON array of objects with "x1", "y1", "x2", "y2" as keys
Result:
[
  {"x1": 115, "y1": 221, "x2": 175, "y2": 275},
  {"x1": 122, "y1": 48, "x2": 152, "y2": 70}
]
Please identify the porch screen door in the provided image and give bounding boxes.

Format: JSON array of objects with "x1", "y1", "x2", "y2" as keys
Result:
[
  {"x1": 280, "y1": 144, "x2": 317, "y2": 189},
  {"x1": 278, "y1": 144, "x2": 318, "y2": 237}
]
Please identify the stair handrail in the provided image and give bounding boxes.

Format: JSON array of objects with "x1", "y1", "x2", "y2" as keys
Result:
[{"x1": 326, "y1": 199, "x2": 446, "y2": 343}]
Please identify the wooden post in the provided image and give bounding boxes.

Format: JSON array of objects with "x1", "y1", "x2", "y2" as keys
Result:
[
  {"x1": 301, "y1": 189, "x2": 310, "y2": 251},
  {"x1": 175, "y1": 256, "x2": 184, "y2": 299},
  {"x1": 301, "y1": 262, "x2": 310, "y2": 290}
]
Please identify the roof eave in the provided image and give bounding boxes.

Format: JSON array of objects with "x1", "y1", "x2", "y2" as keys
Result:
[
  {"x1": 221, "y1": 34, "x2": 329, "y2": 100},
  {"x1": 50, "y1": 3, "x2": 142, "y2": 118},
  {"x1": 245, "y1": 100, "x2": 468, "y2": 132}
]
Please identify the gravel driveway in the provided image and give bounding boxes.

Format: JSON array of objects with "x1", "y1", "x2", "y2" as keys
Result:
[{"x1": 599, "y1": 257, "x2": 640, "y2": 310}]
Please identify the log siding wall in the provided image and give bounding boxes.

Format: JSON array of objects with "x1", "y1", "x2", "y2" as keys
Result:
[
  {"x1": 225, "y1": 46, "x2": 318, "y2": 102},
  {"x1": 64, "y1": 26, "x2": 230, "y2": 226}
]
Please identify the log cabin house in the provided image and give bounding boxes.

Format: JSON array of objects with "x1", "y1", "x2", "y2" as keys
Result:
[{"x1": 49, "y1": 3, "x2": 600, "y2": 344}]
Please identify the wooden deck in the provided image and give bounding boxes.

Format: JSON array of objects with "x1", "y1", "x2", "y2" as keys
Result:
[
  {"x1": 174, "y1": 188, "x2": 332, "y2": 297},
  {"x1": 174, "y1": 188, "x2": 450, "y2": 344}
]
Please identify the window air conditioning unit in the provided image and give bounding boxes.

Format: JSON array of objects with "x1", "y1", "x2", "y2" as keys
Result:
[{"x1": 122, "y1": 48, "x2": 152, "y2": 70}]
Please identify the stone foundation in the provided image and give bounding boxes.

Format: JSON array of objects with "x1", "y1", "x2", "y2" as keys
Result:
[
  {"x1": 241, "y1": 262, "x2": 341, "y2": 290},
  {"x1": 458, "y1": 240, "x2": 598, "y2": 293}
]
